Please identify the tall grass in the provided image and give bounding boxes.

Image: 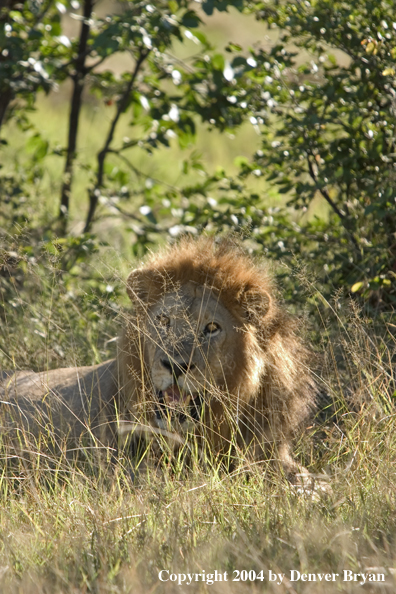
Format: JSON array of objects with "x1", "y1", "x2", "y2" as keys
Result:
[{"x1": 0, "y1": 237, "x2": 396, "y2": 593}]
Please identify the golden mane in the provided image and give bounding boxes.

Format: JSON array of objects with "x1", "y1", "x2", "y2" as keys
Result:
[{"x1": 122, "y1": 236, "x2": 317, "y2": 475}]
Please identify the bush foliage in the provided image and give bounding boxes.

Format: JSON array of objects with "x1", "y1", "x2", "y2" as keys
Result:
[{"x1": 1, "y1": 0, "x2": 396, "y2": 313}]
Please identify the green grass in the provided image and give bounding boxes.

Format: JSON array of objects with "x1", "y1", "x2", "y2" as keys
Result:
[
  {"x1": 1, "y1": 236, "x2": 396, "y2": 592},
  {"x1": 0, "y1": 421, "x2": 396, "y2": 593}
]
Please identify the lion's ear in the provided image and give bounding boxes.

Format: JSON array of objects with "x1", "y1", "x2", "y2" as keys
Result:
[
  {"x1": 240, "y1": 287, "x2": 272, "y2": 322},
  {"x1": 126, "y1": 268, "x2": 163, "y2": 305}
]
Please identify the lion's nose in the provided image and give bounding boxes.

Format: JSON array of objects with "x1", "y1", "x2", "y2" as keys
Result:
[{"x1": 161, "y1": 358, "x2": 195, "y2": 379}]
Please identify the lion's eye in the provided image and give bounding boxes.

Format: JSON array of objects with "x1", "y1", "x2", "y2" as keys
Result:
[
  {"x1": 156, "y1": 314, "x2": 170, "y2": 327},
  {"x1": 204, "y1": 322, "x2": 220, "y2": 335}
]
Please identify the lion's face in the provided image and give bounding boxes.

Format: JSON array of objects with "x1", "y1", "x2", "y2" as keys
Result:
[
  {"x1": 122, "y1": 237, "x2": 316, "y2": 471},
  {"x1": 144, "y1": 282, "x2": 241, "y2": 429}
]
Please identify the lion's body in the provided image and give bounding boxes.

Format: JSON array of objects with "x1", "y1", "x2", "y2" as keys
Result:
[
  {"x1": 0, "y1": 237, "x2": 317, "y2": 475},
  {"x1": 0, "y1": 361, "x2": 119, "y2": 451}
]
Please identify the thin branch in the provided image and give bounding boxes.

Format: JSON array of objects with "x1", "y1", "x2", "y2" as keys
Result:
[
  {"x1": 113, "y1": 151, "x2": 179, "y2": 192},
  {"x1": 163, "y1": 51, "x2": 198, "y2": 73},
  {"x1": 32, "y1": 0, "x2": 55, "y2": 27},
  {"x1": 97, "y1": 50, "x2": 150, "y2": 188},
  {"x1": 59, "y1": 51, "x2": 108, "y2": 75},
  {"x1": 84, "y1": 49, "x2": 150, "y2": 232},
  {"x1": 59, "y1": 0, "x2": 94, "y2": 232},
  {"x1": 85, "y1": 55, "x2": 108, "y2": 72},
  {"x1": 306, "y1": 153, "x2": 361, "y2": 253},
  {"x1": 103, "y1": 202, "x2": 151, "y2": 223},
  {"x1": 0, "y1": 87, "x2": 12, "y2": 133},
  {"x1": 306, "y1": 155, "x2": 345, "y2": 221}
]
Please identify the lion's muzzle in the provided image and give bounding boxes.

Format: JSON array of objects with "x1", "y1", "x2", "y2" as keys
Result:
[{"x1": 156, "y1": 384, "x2": 202, "y2": 426}]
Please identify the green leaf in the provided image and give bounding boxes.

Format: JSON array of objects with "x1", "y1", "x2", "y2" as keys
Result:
[
  {"x1": 191, "y1": 30, "x2": 209, "y2": 45},
  {"x1": 168, "y1": 0, "x2": 178, "y2": 12},
  {"x1": 25, "y1": 134, "x2": 49, "y2": 160},
  {"x1": 181, "y1": 10, "x2": 201, "y2": 28},
  {"x1": 202, "y1": 0, "x2": 214, "y2": 15},
  {"x1": 351, "y1": 282, "x2": 364, "y2": 293},
  {"x1": 226, "y1": 42, "x2": 242, "y2": 52},
  {"x1": 212, "y1": 53, "x2": 225, "y2": 71}
]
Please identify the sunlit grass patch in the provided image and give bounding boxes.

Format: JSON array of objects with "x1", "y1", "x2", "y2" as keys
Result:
[{"x1": 0, "y1": 234, "x2": 396, "y2": 592}]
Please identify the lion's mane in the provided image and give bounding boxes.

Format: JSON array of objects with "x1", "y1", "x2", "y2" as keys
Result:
[{"x1": 120, "y1": 236, "x2": 317, "y2": 470}]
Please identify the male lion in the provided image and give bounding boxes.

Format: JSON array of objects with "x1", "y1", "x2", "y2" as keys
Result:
[{"x1": 0, "y1": 237, "x2": 316, "y2": 478}]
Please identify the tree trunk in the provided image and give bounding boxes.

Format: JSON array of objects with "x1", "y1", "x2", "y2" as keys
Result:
[{"x1": 58, "y1": 0, "x2": 94, "y2": 233}]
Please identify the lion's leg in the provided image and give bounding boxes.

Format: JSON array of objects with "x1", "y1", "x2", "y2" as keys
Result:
[
  {"x1": 277, "y1": 441, "x2": 332, "y2": 497},
  {"x1": 277, "y1": 441, "x2": 307, "y2": 481}
]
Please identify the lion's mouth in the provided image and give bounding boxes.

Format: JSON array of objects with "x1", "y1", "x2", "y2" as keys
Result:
[{"x1": 156, "y1": 384, "x2": 202, "y2": 424}]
